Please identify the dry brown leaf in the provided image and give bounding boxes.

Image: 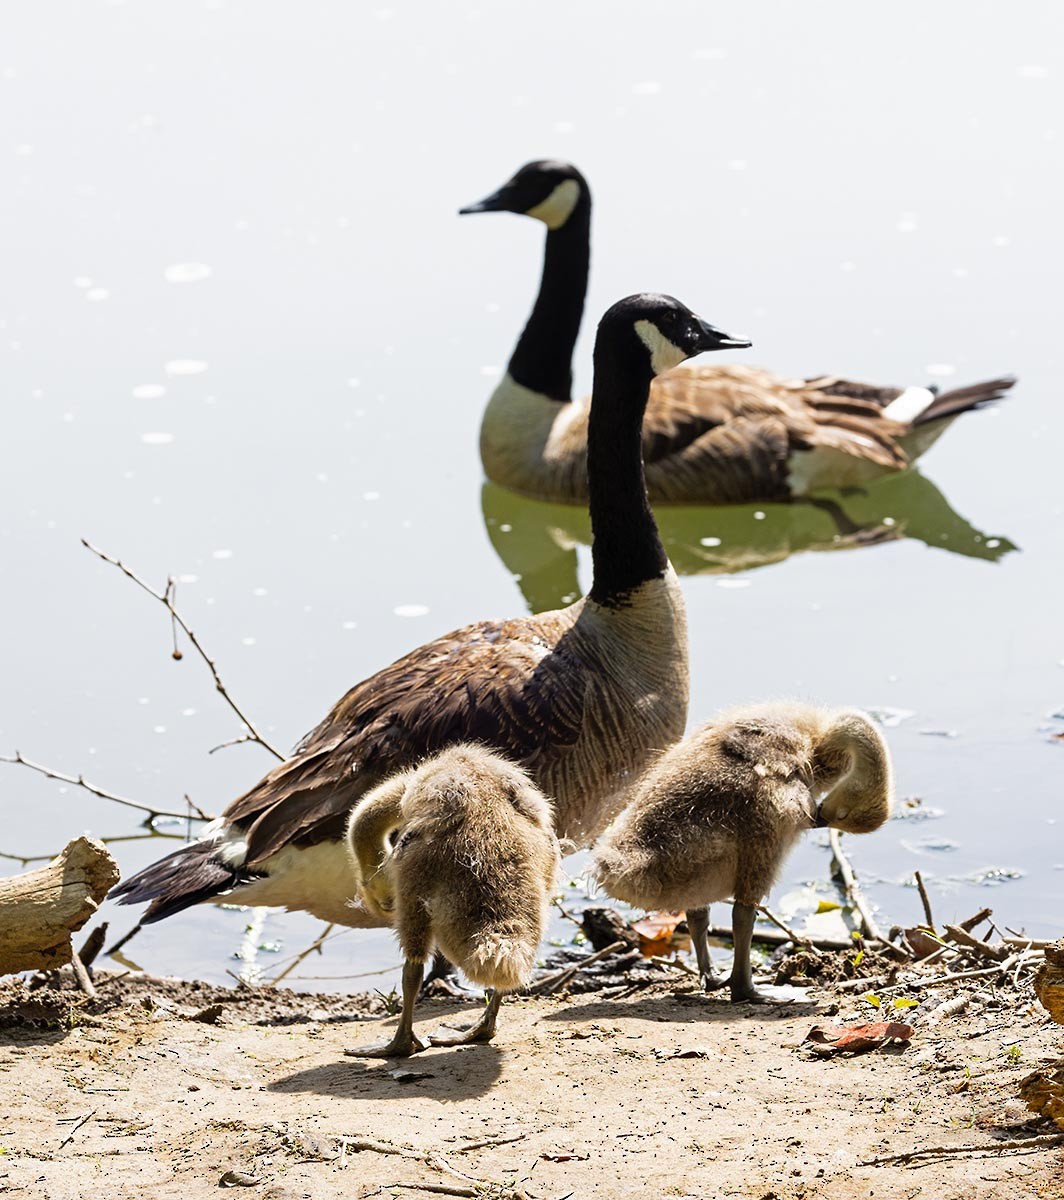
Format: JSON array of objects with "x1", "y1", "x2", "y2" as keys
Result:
[
  {"x1": 805, "y1": 1021, "x2": 914, "y2": 1055},
  {"x1": 540, "y1": 1152, "x2": 590, "y2": 1162},
  {"x1": 631, "y1": 911, "x2": 691, "y2": 957},
  {"x1": 904, "y1": 927, "x2": 942, "y2": 959}
]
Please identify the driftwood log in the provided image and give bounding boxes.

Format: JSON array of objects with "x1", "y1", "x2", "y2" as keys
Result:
[
  {"x1": 1033, "y1": 939, "x2": 1064, "y2": 1026},
  {"x1": 0, "y1": 837, "x2": 119, "y2": 974}
]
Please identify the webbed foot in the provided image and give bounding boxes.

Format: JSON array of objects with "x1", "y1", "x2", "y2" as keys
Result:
[
  {"x1": 427, "y1": 1023, "x2": 496, "y2": 1047},
  {"x1": 725, "y1": 976, "x2": 777, "y2": 1005},
  {"x1": 344, "y1": 1031, "x2": 427, "y2": 1058}
]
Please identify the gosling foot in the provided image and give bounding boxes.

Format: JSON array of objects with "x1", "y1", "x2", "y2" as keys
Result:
[
  {"x1": 344, "y1": 1031, "x2": 426, "y2": 1058},
  {"x1": 427, "y1": 1020, "x2": 496, "y2": 1047},
  {"x1": 725, "y1": 976, "x2": 774, "y2": 1005}
]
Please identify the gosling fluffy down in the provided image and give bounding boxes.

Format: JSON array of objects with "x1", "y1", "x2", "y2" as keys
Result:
[
  {"x1": 345, "y1": 745, "x2": 561, "y2": 1055},
  {"x1": 594, "y1": 702, "x2": 892, "y2": 914}
]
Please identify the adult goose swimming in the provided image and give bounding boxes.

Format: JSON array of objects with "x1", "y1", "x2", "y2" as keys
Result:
[
  {"x1": 110, "y1": 294, "x2": 750, "y2": 928},
  {"x1": 461, "y1": 159, "x2": 1015, "y2": 506}
]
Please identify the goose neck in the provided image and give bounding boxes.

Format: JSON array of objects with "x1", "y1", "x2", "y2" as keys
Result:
[
  {"x1": 507, "y1": 197, "x2": 590, "y2": 404},
  {"x1": 587, "y1": 348, "x2": 667, "y2": 606}
]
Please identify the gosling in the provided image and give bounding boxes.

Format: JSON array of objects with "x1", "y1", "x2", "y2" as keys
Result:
[
  {"x1": 345, "y1": 744, "x2": 561, "y2": 1056},
  {"x1": 593, "y1": 703, "x2": 893, "y2": 1003}
]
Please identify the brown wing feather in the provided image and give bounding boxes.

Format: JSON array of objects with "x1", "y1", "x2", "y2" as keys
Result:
[
  {"x1": 641, "y1": 364, "x2": 910, "y2": 475},
  {"x1": 224, "y1": 612, "x2": 586, "y2": 863}
]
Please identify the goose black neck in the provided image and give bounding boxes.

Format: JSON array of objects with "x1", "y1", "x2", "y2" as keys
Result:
[
  {"x1": 587, "y1": 341, "x2": 668, "y2": 606},
  {"x1": 507, "y1": 194, "x2": 590, "y2": 404}
]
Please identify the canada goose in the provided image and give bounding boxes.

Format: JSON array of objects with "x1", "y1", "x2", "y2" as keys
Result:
[
  {"x1": 344, "y1": 745, "x2": 560, "y2": 1056},
  {"x1": 593, "y1": 703, "x2": 893, "y2": 1003},
  {"x1": 110, "y1": 294, "x2": 749, "y2": 929},
  {"x1": 462, "y1": 160, "x2": 1015, "y2": 506}
]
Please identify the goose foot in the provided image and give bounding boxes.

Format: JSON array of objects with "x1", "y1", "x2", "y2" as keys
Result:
[
  {"x1": 427, "y1": 990, "x2": 501, "y2": 1046},
  {"x1": 344, "y1": 1031, "x2": 426, "y2": 1058},
  {"x1": 724, "y1": 976, "x2": 773, "y2": 1005},
  {"x1": 427, "y1": 1024, "x2": 495, "y2": 1047}
]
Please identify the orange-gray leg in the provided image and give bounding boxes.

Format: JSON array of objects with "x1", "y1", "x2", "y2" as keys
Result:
[
  {"x1": 685, "y1": 906, "x2": 725, "y2": 992},
  {"x1": 727, "y1": 902, "x2": 770, "y2": 1004},
  {"x1": 346, "y1": 958, "x2": 428, "y2": 1058},
  {"x1": 428, "y1": 989, "x2": 503, "y2": 1047}
]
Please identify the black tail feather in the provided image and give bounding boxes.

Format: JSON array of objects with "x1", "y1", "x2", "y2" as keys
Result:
[
  {"x1": 109, "y1": 840, "x2": 257, "y2": 924},
  {"x1": 912, "y1": 375, "x2": 1016, "y2": 426}
]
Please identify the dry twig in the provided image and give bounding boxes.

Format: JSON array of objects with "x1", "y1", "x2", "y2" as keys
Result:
[
  {"x1": 913, "y1": 870, "x2": 934, "y2": 928},
  {"x1": 82, "y1": 538, "x2": 284, "y2": 761},
  {"x1": 267, "y1": 922, "x2": 339, "y2": 986},
  {"x1": 57, "y1": 1110, "x2": 97, "y2": 1152},
  {"x1": 0, "y1": 751, "x2": 212, "y2": 824},
  {"x1": 337, "y1": 1135, "x2": 536, "y2": 1200},
  {"x1": 758, "y1": 904, "x2": 813, "y2": 947},
  {"x1": 859, "y1": 1132, "x2": 1064, "y2": 1166},
  {"x1": 828, "y1": 829, "x2": 906, "y2": 959},
  {"x1": 69, "y1": 951, "x2": 97, "y2": 999},
  {"x1": 528, "y1": 940, "x2": 627, "y2": 994},
  {"x1": 944, "y1": 923, "x2": 1008, "y2": 963}
]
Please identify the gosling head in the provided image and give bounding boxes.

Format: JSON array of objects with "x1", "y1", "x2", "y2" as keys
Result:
[
  {"x1": 460, "y1": 159, "x2": 589, "y2": 231},
  {"x1": 358, "y1": 827, "x2": 401, "y2": 922},
  {"x1": 597, "y1": 293, "x2": 752, "y2": 381}
]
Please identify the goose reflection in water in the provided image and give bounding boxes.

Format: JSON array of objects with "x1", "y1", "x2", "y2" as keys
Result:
[{"x1": 481, "y1": 470, "x2": 1017, "y2": 614}]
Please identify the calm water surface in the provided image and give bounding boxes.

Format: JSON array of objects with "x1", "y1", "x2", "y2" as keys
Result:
[{"x1": 1, "y1": 2, "x2": 1061, "y2": 990}]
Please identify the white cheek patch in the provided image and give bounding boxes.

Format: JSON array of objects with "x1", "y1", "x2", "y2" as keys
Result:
[
  {"x1": 634, "y1": 319, "x2": 687, "y2": 375},
  {"x1": 526, "y1": 179, "x2": 581, "y2": 230}
]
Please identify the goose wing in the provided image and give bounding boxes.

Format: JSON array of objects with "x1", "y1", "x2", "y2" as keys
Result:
[
  {"x1": 222, "y1": 612, "x2": 585, "y2": 863},
  {"x1": 642, "y1": 364, "x2": 908, "y2": 471}
]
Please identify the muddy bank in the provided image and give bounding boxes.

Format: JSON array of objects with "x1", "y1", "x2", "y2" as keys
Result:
[{"x1": 1, "y1": 969, "x2": 1061, "y2": 1200}]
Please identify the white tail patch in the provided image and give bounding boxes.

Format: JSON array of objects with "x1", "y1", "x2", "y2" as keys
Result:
[
  {"x1": 526, "y1": 179, "x2": 581, "y2": 230},
  {"x1": 200, "y1": 819, "x2": 248, "y2": 868},
  {"x1": 634, "y1": 320, "x2": 687, "y2": 375},
  {"x1": 216, "y1": 836, "x2": 249, "y2": 868},
  {"x1": 882, "y1": 386, "x2": 935, "y2": 424}
]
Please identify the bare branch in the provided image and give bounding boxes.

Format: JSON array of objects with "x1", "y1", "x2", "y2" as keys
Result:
[
  {"x1": 828, "y1": 828, "x2": 907, "y2": 960},
  {"x1": 913, "y1": 869, "x2": 935, "y2": 928},
  {"x1": 757, "y1": 904, "x2": 813, "y2": 947},
  {"x1": 0, "y1": 751, "x2": 213, "y2": 823},
  {"x1": 267, "y1": 922, "x2": 340, "y2": 986},
  {"x1": 81, "y1": 538, "x2": 284, "y2": 761}
]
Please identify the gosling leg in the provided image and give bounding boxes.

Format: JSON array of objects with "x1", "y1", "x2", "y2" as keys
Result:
[
  {"x1": 345, "y1": 958, "x2": 427, "y2": 1057},
  {"x1": 727, "y1": 902, "x2": 770, "y2": 1004},
  {"x1": 428, "y1": 989, "x2": 502, "y2": 1047},
  {"x1": 685, "y1": 906, "x2": 725, "y2": 992}
]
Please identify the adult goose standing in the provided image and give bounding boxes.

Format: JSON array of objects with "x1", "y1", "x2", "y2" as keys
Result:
[
  {"x1": 462, "y1": 160, "x2": 1015, "y2": 505},
  {"x1": 110, "y1": 294, "x2": 750, "y2": 928}
]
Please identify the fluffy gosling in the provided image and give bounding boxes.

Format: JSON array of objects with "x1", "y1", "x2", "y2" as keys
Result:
[
  {"x1": 593, "y1": 703, "x2": 892, "y2": 1003},
  {"x1": 345, "y1": 744, "x2": 561, "y2": 1056}
]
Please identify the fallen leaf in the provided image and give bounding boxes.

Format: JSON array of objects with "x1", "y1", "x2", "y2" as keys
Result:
[
  {"x1": 192, "y1": 1003, "x2": 226, "y2": 1024},
  {"x1": 653, "y1": 1046, "x2": 713, "y2": 1061},
  {"x1": 904, "y1": 927, "x2": 943, "y2": 959},
  {"x1": 816, "y1": 900, "x2": 842, "y2": 914},
  {"x1": 388, "y1": 1068, "x2": 435, "y2": 1083},
  {"x1": 220, "y1": 1170, "x2": 262, "y2": 1188},
  {"x1": 864, "y1": 994, "x2": 882, "y2": 1008},
  {"x1": 632, "y1": 911, "x2": 691, "y2": 957},
  {"x1": 540, "y1": 1152, "x2": 590, "y2": 1162},
  {"x1": 892, "y1": 997, "x2": 920, "y2": 1010},
  {"x1": 632, "y1": 917, "x2": 684, "y2": 957},
  {"x1": 805, "y1": 1021, "x2": 914, "y2": 1055}
]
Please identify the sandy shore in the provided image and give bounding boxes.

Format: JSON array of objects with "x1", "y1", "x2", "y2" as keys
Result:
[{"x1": 1, "y1": 971, "x2": 1061, "y2": 1200}]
